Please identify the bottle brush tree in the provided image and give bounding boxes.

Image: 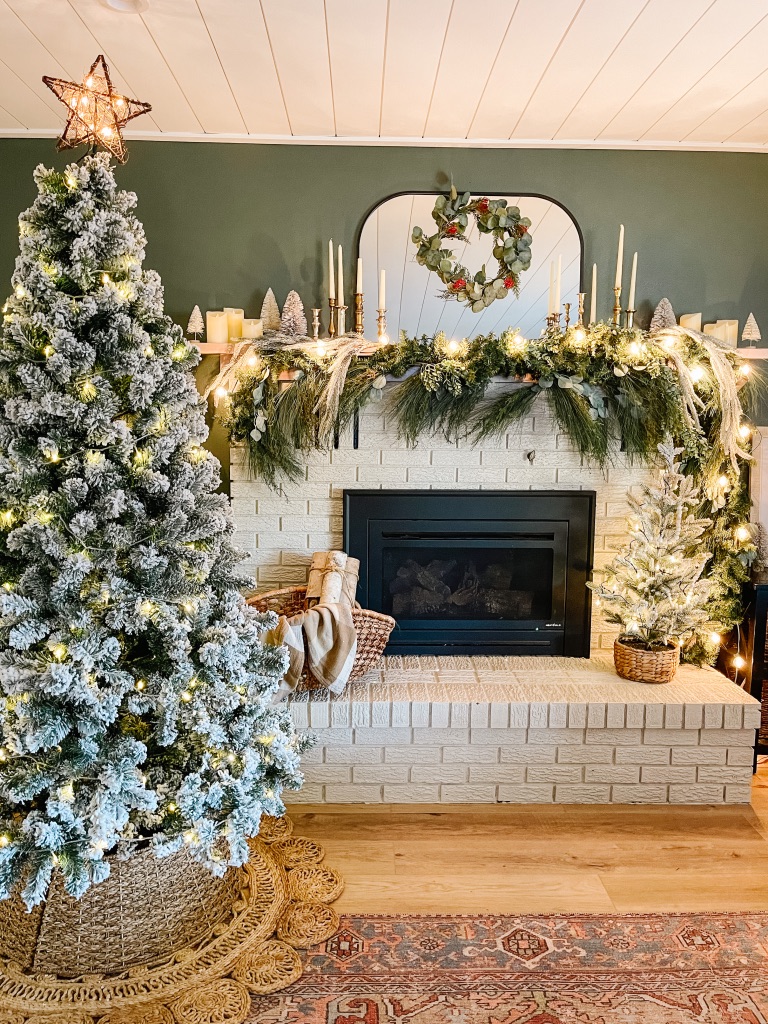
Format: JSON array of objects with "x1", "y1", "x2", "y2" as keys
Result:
[
  {"x1": 588, "y1": 441, "x2": 714, "y2": 650},
  {"x1": 0, "y1": 154, "x2": 306, "y2": 909}
]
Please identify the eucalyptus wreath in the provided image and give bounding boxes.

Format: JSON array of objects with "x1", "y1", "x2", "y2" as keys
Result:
[{"x1": 412, "y1": 187, "x2": 532, "y2": 310}]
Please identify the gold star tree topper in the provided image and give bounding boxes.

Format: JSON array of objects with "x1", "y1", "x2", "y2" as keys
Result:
[{"x1": 43, "y1": 55, "x2": 151, "y2": 163}]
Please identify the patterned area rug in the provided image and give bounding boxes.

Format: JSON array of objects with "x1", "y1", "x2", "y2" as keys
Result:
[{"x1": 249, "y1": 912, "x2": 768, "y2": 1023}]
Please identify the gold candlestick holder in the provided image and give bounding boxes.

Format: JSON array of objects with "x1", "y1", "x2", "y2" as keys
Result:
[
  {"x1": 336, "y1": 304, "x2": 348, "y2": 337},
  {"x1": 612, "y1": 286, "x2": 622, "y2": 326},
  {"x1": 577, "y1": 292, "x2": 585, "y2": 327},
  {"x1": 546, "y1": 312, "x2": 561, "y2": 332},
  {"x1": 328, "y1": 298, "x2": 337, "y2": 339},
  {"x1": 625, "y1": 308, "x2": 636, "y2": 330},
  {"x1": 377, "y1": 307, "x2": 388, "y2": 343},
  {"x1": 563, "y1": 302, "x2": 571, "y2": 329},
  {"x1": 311, "y1": 308, "x2": 321, "y2": 342},
  {"x1": 354, "y1": 292, "x2": 364, "y2": 335}
]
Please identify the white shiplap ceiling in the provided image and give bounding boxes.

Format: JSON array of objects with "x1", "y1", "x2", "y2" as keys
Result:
[{"x1": 2, "y1": 0, "x2": 768, "y2": 149}]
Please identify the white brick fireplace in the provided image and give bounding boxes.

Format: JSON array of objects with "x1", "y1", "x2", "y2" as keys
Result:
[{"x1": 230, "y1": 383, "x2": 761, "y2": 805}]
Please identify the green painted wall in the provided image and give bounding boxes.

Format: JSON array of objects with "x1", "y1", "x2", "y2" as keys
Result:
[{"x1": 2, "y1": 139, "x2": 768, "y2": 480}]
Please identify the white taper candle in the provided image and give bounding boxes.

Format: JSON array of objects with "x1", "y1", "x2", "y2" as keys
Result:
[
  {"x1": 589, "y1": 263, "x2": 597, "y2": 324},
  {"x1": 337, "y1": 244, "x2": 343, "y2": 307},
  {"x1": 627, "y1": 251, "x2": 637, "y2": 310},
  {"x1": 615, "y1": 224, "x2": 624, "y2": 290},
  {"x1": 356, "y1": 257, "x2": 363, "y2": 293},
  {"x1": 379, "y1": 268, "x2": 386, "y2": 309},
  {"x1": 329, "y1": 239, "x2": 335, "y2": 301}
]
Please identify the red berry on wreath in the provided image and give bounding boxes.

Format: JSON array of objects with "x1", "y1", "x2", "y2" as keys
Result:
[
  {"x1": 446, "y1": 223, "x2": 458, "y2": 235},
  {"x1": 452, "y1": 278, "x2": 466, "y2": 291},
  {"x1": 516, "y1": 224, "x2": 528, "y2": 236},
  {"x1": 477, "y1": 198, "x2": 490, "y2": 213},
  {"x1": 504, "y1": 275, "x2": 515, "y2": 289}
]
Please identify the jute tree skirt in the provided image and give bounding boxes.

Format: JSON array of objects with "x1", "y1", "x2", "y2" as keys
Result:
[{"x1": 0, "y1": 817, "x2": 342, "y2": 1024}]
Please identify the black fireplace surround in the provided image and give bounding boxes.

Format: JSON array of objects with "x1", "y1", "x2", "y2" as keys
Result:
[{"x1": 344, "y1": 490, "x2": 596, "y2": 656}]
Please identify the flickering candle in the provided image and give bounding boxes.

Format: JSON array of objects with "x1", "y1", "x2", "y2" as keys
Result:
[
  {"x1": 716, "y1": 319, "x2": 739, "y2": 347},
  {"x1": 704, "y1": 322, "x2": 728, "y2": 342},
  {"x1": 627, "y1": 252, "x2": 637, "y2": 310},
  {"x1": 589, "y1": 263, "x2": 597, "y2": 324},
  {"x1": 223, "y1": 307, "x2": 244, "y2": 339},
  {"x1": 548, "y1": 261, "x2": 555, "y2": 316},
  {"x1": 555, "y1": 254, "x2": 562, "y2": 312},
  {"x1": 379, "y1": 268, "x2": 386, "y2": 309},
  {"x1": 242, "y1": 318, "x2": 263, "y2": 339},
  {"x1": 679, "y1": 313, "x2": 702, "y2": 332},
  {"x1": 615, "y1": 224, "x2": 624, "y2": 290},
  {"x1": 356, "y1": 257, "x2": 363, "y2": 293},
  {"x1": 337, "y1": 244, "x2": 344, "y2": 307},
  {"x1": 206, "y1": 311, "x2": 229, "y2": 344},
  {"x1": 329, "y1": 239, "x2": 335, "y2": 301}
]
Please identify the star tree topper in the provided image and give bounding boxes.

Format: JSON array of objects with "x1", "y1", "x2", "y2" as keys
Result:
[{"x1": 43, "y1": 55, "x2": 151, "y2": 163}]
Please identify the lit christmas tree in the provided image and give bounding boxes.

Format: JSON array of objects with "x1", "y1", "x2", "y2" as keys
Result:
[
  {"x1": 588, "y1": 442, "x2": 714, "y2": 649},
  {"x1": 0, "y1": 155, "x2": 305, "y2": 908}
]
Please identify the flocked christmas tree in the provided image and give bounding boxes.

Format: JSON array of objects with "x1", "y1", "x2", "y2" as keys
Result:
[
  {"x1": 743, "y1": 312, "x2": 761, "y2": 346},
  {"x1": 588, "y1": 442, "x2": 714, "y2": 649},
  {"x1": 280, "y1": 290, "x2": 307, "y2": 337},
  {"x1": 186, "y1": 304, "x2": 204, "y2": 341},
  {"x1": 0, "y1": 154, "x2": 306, "y2": 908},
  {"x1": 260, "y1": 288, "x2": 281, "y2": 332},
  {"x1": 650, "y1": 297, "x2": 676, "y2": 332}
]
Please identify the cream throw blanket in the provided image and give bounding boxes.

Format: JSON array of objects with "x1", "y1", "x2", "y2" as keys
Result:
[{"x1": 270, "y1": 603, "x2": 357, "y2": 697}]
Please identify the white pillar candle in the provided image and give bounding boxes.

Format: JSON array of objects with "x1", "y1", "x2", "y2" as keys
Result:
[
  {"x1": 627, "y1": 252, "x2": 638, "y2": 310},
  {"x1": 615, "y1": 224, "x2": 624, "y2": 290},
  {"x1": 679, "y1": 313, "x2": 702, "y2": 332},
  {"x1": 328, "y1": 239, "x2": 335, "y2": 301},
  {"x1": 223, "y1": 307, "x2": 244, "y2": 339},
  {"x1": 703, "y1": 322, "x2": 729, "y2": 343},
  {"x1": 589, "y1": 263, "x2": 597, "y2": 324},
  {"x1": 206, "y1": 311, "x2": 229, "y2": 344},
  {"x1": 555, "y1": 254, "x2": 562, "y2": 312},
  {"x1": 242, "y1": 318, "x2": 263, "y2": 339},
  {"x1": 716, "y1": 319, "x2": 739, "y2": 346},
  {"x1": 337, "y1": 244, "x2": 344, "y2": 307},
  {"x1": 547, "y1": 261, "x2": 555, "y2": 316},
  {"x1": 379, "y1": 268, "x2": 386, "y2": 309},
  {"x1": 356, "y1": 257, "x2": 363, "y2": 293}
]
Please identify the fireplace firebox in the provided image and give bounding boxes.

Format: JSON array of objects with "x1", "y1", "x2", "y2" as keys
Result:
[{"x1": 344, "y1": 490, "x2": 595, "y2": 656}]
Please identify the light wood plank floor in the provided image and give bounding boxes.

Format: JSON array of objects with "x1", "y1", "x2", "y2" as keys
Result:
[{"x1": 289, "y1": 762, "x2": 768, "y2": 914}]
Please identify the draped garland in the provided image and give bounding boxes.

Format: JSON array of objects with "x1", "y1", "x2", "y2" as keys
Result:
[{"x1": 216, "y1": 322, "x2": 760, "y2": 661}]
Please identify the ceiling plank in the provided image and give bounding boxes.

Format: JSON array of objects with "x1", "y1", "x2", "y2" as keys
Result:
[
  {"x1": 0, "y1": 0, "x2": 71, "y2": 118},
  {"x1": 513, "y1": 0, "x2": 648, "y2": 140},
  {"x1": 140, "y1": 0, "x2": 246, "y2": 134},
  {"x1": 260, "y1": 0, "x2": 335, "y2": 137},
  {"x1": 69, "y1": 0, "x2": 201, "y2": 133},
  {"x1": 0, "y1": 54, "x2": 60, "y2": 128},
  {"x1": 555, "y1": 0, "x2": 713, "y2": 141},
  {"x1": 468, "y1": 0, "x2": 583, "y2": 140},
  {"x1": 380, "y1": 0, "x2": 450, "y2": 137},
  {"x1": 600, "y1": 0, "x2": 766, "y2": 140},
  {"x1": 325, "y1": 0, "x2": 386, "y2": 136},
  {"x1": 196, "y1": 0, "x2": 289, "y2": 135},
  {"x1": 0, "y1": 97, "x2": 22, "y2": 129}
]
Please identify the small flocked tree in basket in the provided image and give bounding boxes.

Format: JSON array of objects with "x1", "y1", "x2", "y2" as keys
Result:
[
  {"x1": 0, "y1": 154, "x2": 307, "y2": 909},
  {"x1": 588, "y1": 441, "x2": 714, "y2": 683}
]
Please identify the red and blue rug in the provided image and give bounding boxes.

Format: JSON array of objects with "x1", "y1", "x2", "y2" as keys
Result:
[{"x1": 251, "y1": 912, "x2": 768, "y2": 1023}]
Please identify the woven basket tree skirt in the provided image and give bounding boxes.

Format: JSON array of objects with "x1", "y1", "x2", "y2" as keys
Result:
[{"x1": 0, "y1": 817, "x2": 342, "y2": 1024}]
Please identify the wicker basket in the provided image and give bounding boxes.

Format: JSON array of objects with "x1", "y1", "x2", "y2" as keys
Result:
[
  {"x1": 0, "y1": 843, "x2": 242, "y2": 978},
  {"x1": 249, "y1": 585, "x2": 395, "y2": 688},
  {"x1": 614, "y1": 637, "x2": 680, "y2": 684}
]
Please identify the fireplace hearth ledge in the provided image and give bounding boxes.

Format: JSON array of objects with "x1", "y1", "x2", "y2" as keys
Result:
[{"x1": 286, "y1": 656, "x2": 760, "y2": 807}]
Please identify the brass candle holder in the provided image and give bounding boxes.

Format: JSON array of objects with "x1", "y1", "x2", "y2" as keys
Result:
[
  {"x1": 336, "y1": 304, "x2": 348, "y2": 338},
  {"x1": 576, "y1": 292, "x2": 585, "y2": 327},
  {"x1": 311, "y1": 308, "x2": 321, "y2": 342},
  {"x1": 546, "y1": 312, "x2": 561, "y2": 332},
  {"x1": 377, "y1": 307, "x2": 388, "y2": 343},
  {"x1": 625, "y1": 308, "x2": 636, "y2": 330},
  {"x1": 563, "y1": 302, "x2": 571, "y2": 329},
  {"x1": 354, "y1": 292, "x2": 364, "y2": 335},
  {"x1": 612, "y1": 286, "x2": 622, "y2": 326},
  {"x1": 328, "y1": 298, "x2": 337, "y2": 339}
]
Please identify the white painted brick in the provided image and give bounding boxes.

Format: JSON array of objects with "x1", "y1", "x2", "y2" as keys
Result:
[
  {"x1": 500, "y1": 745, "x2": 556, "y2": 763},
  {"x1": 528, "y1": 764, "x2": 583, "y2": 783},
  {"x1": 412, "y1": 764, "x2": 468, "y2": 783},
  {"x1": 490, "y1": 703, "x2": 510, "y2": 728},
  {"x1": 310, "y1": 728, "x2": 354, "y2": 745},
  {"x1": 290, "y1": 703, "x2": 309, "y2": 729},
  {"x1": 529, "y1": 703, "x2": 549, "y2": 728},
  {"x1": 300, "y1": 745, "x2": 324, "y2": 764},
  {"x1": 308, "y1": 702, "x2": 331, "y2": 728},
  {"x1": 370, "y1": 701, "x2": 391, "y2": 727},
  {"x1": 509, "y1": 704, "x2": 530, "y2": 728},
  {"x1": 352, "y1": 701, "x2": 372, "y2": 728},
  {"x1": 606, "y1": 703, "x2": 626, "y2": 728},
  {"x1": 558, "y1": 745, "x2": 614, "y2": 763},
  {"x1": 527, "y1": 728, "x2": 585, "y2": 746},
  {"x1": 641, "y1": 765, "x2": 697, "y2": 783},
  {"x1": 554, "y1": 784, "x2": 611, "y2": 803},
  {"x1": 663, "y1": 704, "x2": 684, "y2": 729},
  {"x1": 669, "y1": 784, "x2": 725, "y2": 804},
  {"x1": 625, "y1": 704, "x2": 645, "y2": 729},
  {"x1": 587, "y1": 703, "x2": 606, "y2": 728},
  {"x1": 724, "y1": 784, "x2": 753, "y2": 804},
  {"x1": 723, "y1": 705, "x2": 744, "y2": 729},
  {"x1": 727, "y1": 747, "x2": 755, "y2": 766},
  {"x1": 615, "y1": 746, "x2": 671, "y2": 764},
  {"x1": 585, "y1": 765, "x2": 640, "y2": 784},
  {"x1": 325, "y1": 784, "x2": 383, "y2": 803},
  {"x1": 331, "y1": 702, "x2": 352, "y2": 728},
  {"x1": 412, "y1": 702, "x2": 431, "y2": 727},
  {"x1": 684, "y1": 704, "x2": 704, "y2": 730},
  {"x1": 391, "y1": 702, "x2": 411, "y2": 728},
  {"x1": 611, "y1": 784, "x2": 668, "y2": 804},
  {"x1": 697, "y1": 765, "x2": 751, "y2": 784},
  {"x1": 498, "y1": 784, "x2": 554, "y2": 803},
  {"x1": 413, "y1": 728, "x2": 471, "y2": 746},
  {"x1": 700, "y1": 729, "x2": 754, "y2": 746},
  {"x1": 386, "y1": 746, "x2": 441, "y2": 763},
  {"x1": 586, "y1": 728, "x2": 642, "y2": 745},
  {"x1": 384, "y1": 784, "x2": 441, "y2": 802},
  {"x1": 449, "y1": 706, "x2": 471, "y2": 731},
  {"x1": 305, "y1": 766, "x2": 352, "y2": 784},
  {"x1": 441, "y1": 784, "x2": 497, "y2": 801},
  {"x1": 353, "y1": 765, "x2": 409, "y2": 784},
  {"x1": 643, "y1": 729, "x2": 699, "y2": 745},
  {"x1": 448, "y1": 746, "x2": 499, "y2": 763},
  {"x1": 644, "y1": 704, "x2": 665, "y2": 729},
  {"x1": 470, "y1": 703, "x2": 490, "y2": 728},
  {"x1": 288, "y1": 784, "x2": 325, "y2": 803},
  {"x1": 325, "y1": 746, "x2": 384, "y2": 764},
  {"x1": 671, "y1": 747, "x2": 726, "y2": 765},
  {"x1": 567, "y1": 703, "x2": 588, "y2": 728},
  {"x1": 355, "y1": 727, "x2": 413, "y2": 745},
  {"x1": 469, "y1": 764, "x2": 526, "y2": 783},
  {"x1": 472, "y1": 728, "x2": 527, "y2": 745},
  {"x1": 744, "y1": 705, "x2": 762, "y2": 730},
  {"x1": 431, "y1": 702, "x2": 451, "y2": 728},
  {"x1": 703, "y1": 704, "x2": 724, "y2": 729}
]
